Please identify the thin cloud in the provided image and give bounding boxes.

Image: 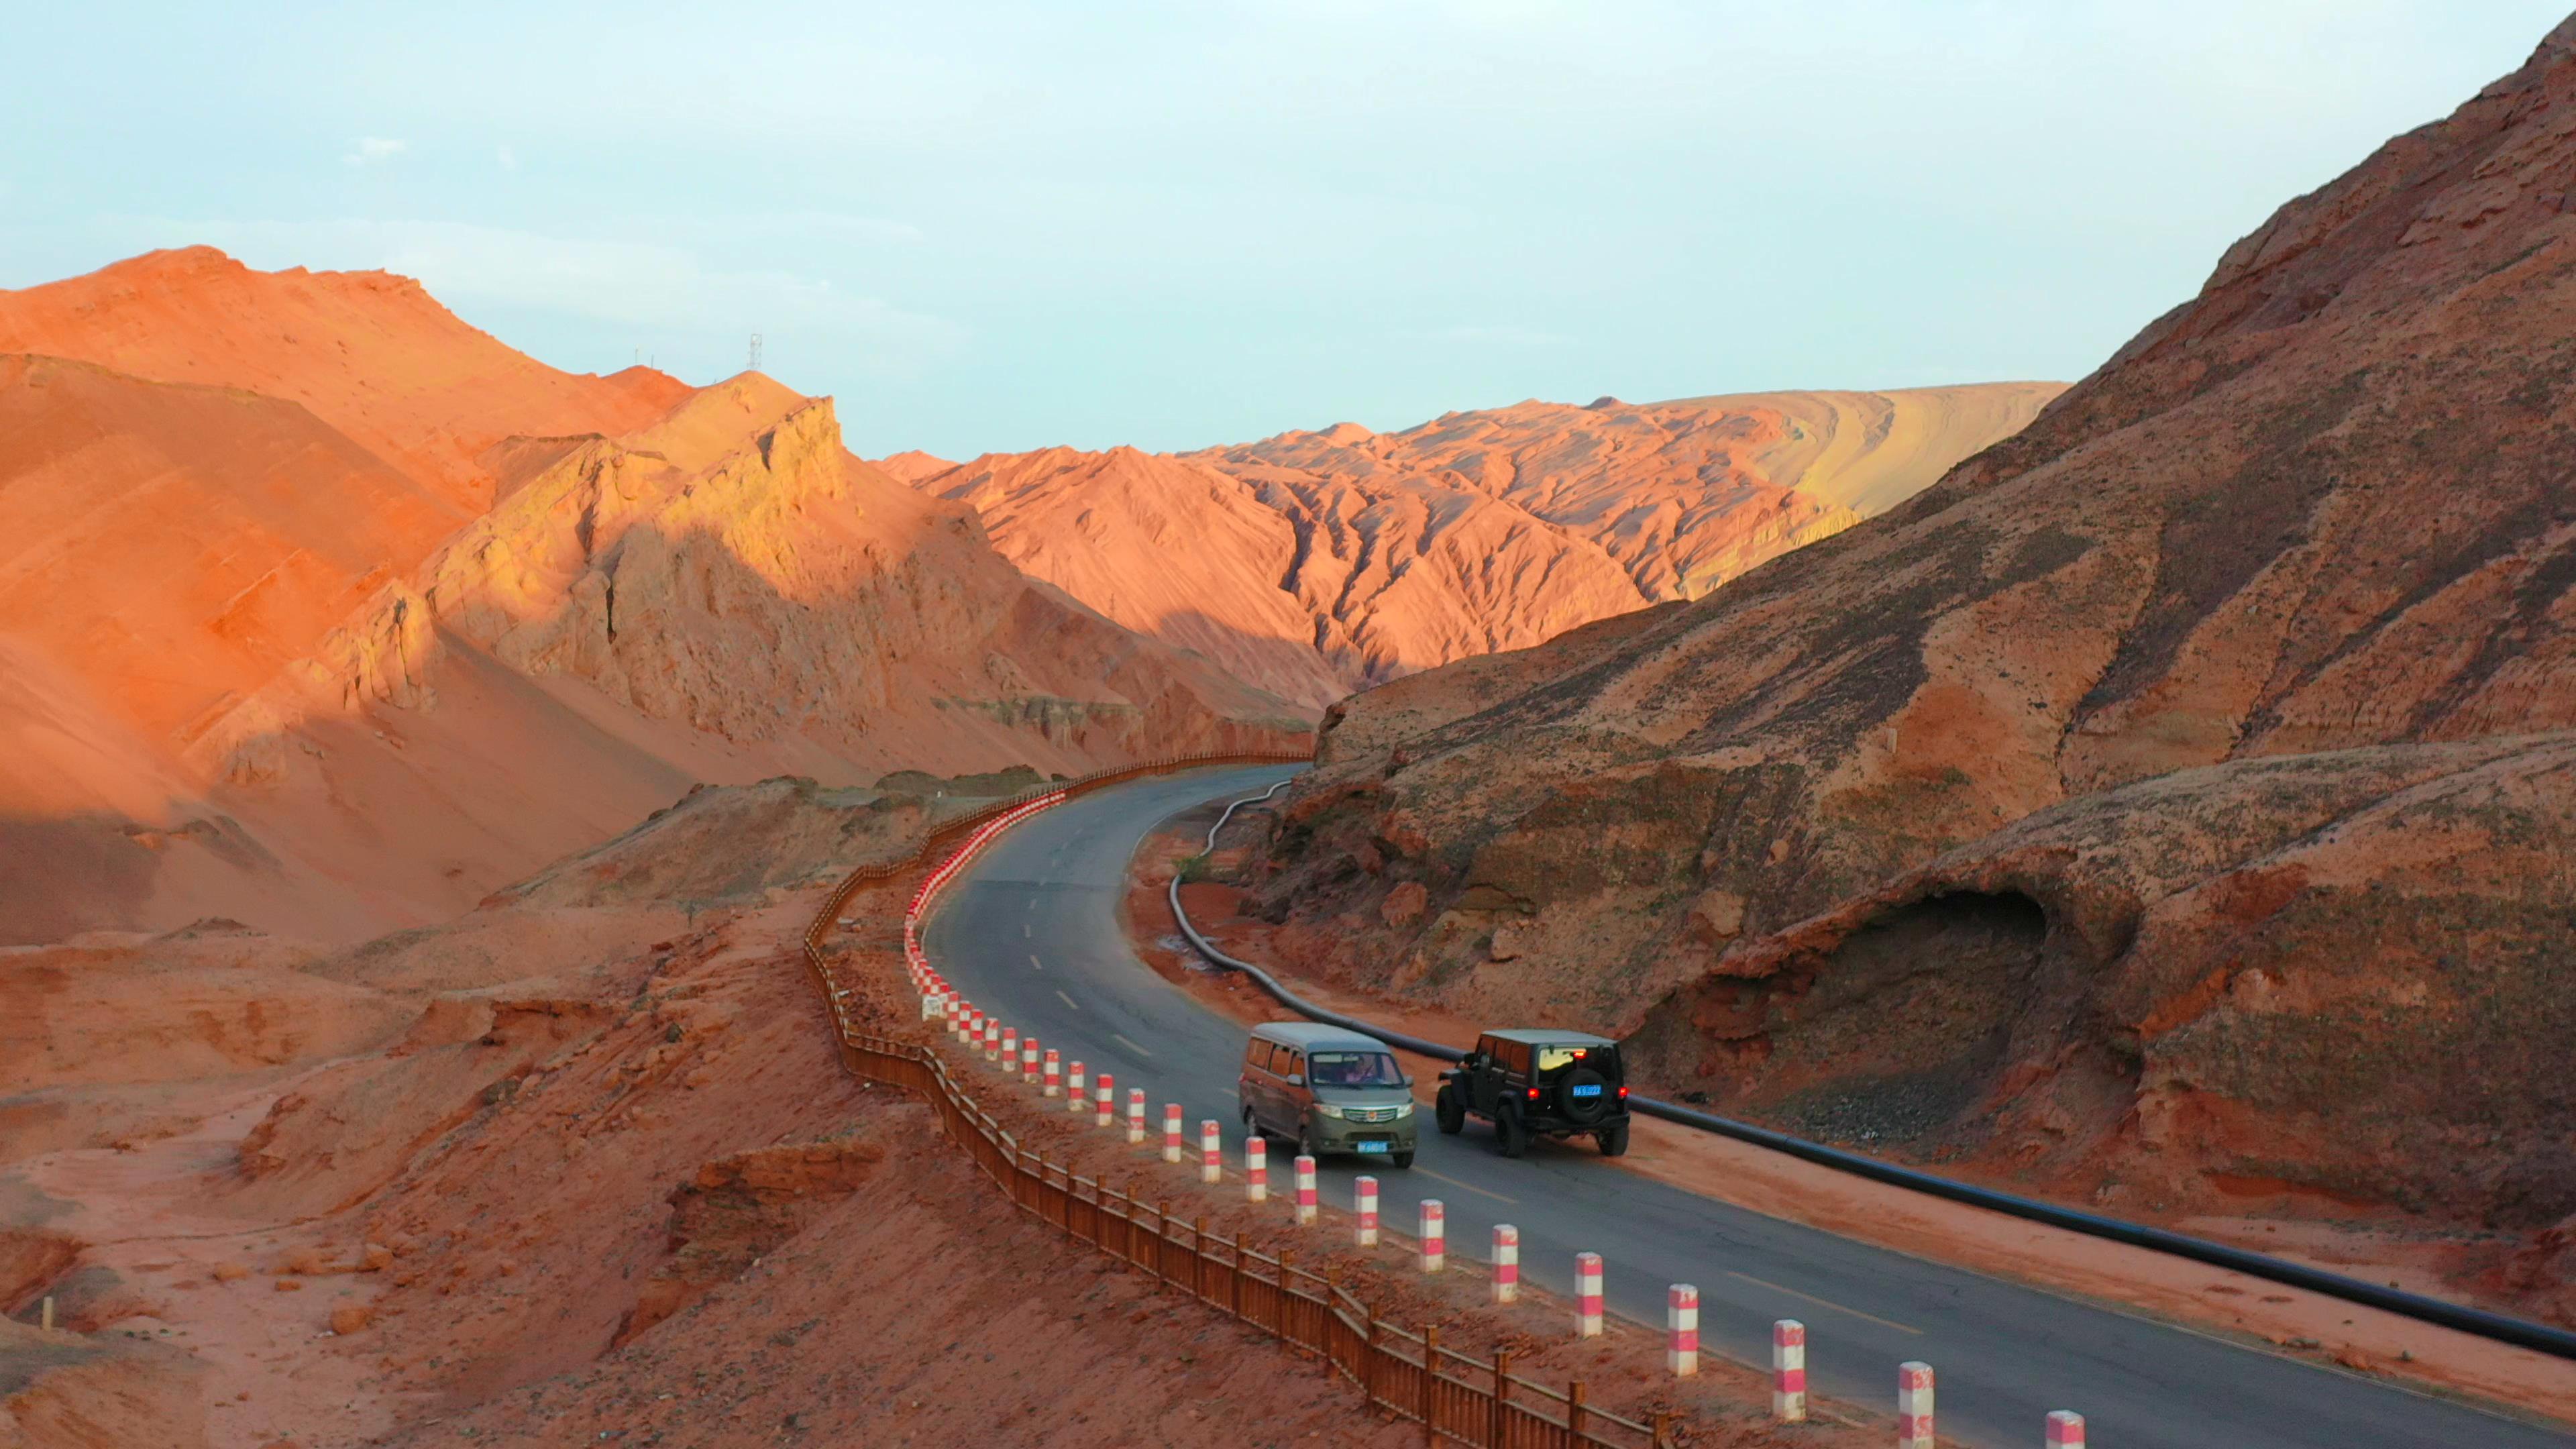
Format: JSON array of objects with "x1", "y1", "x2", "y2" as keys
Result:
[
  {"x1": 343, "y1": 137, "x2": 407, "y2": 167},
  {"x1": 496, "y1": 145, "x2": 518, "y2": 171}
]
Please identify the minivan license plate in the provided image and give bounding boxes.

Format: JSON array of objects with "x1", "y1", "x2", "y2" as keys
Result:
[
  {"x1": 1572, "y1": 1084, "x2": 1603, "y2": 1097},
  {"x1": 1355, "y1": 1141, "x2": 1389, "y2": 1153}
]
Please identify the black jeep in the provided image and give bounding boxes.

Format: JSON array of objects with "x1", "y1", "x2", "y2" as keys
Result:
[{"x1": 1434, "y1": 1029, "x2": 1630, "y2": 1157}]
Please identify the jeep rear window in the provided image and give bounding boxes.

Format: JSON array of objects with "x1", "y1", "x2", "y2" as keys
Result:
[
  {"x1": 1536, "y1": 1044, "x2": 1602, "y2": 1073},
  {"x1": 1307, "y1": 1051, "x2": 1403, "y2": 1087}
]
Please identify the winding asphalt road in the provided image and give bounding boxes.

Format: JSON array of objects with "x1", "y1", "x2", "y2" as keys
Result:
[{"x1": 919, "y1": 765, "x2": 2574, "y2": 1448}]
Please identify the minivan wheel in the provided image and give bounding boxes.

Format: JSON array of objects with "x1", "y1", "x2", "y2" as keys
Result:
[
  {"x1": 1598, "y1": 1121, "x2": 1631, "y2": 1157},
  {"x1": 1434, "y1": 1086, "x2": 1464, "y2": 1135},
  {"x1": 1494, "y1": 1106, "x2": 1529, "y2": 1159},
  {"x1": 1391, "y1": 1150, "x2": 1415, "y2": 1169}
]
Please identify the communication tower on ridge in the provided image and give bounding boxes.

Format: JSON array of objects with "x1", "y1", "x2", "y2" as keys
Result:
[{"x1": 747, "y1": 333, "x2": 763, "y2": 373}]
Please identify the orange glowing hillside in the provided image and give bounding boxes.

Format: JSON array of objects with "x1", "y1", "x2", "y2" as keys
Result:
[
  {"x1": 0, "y1": 246, "x2": 689, "y2": 511},
  {"x1": 898, "y1": 385, "x2": 2061, "y2": 706},
  {"x1": 0, "y1": 250, "x2": 1309, "y2": 944}
]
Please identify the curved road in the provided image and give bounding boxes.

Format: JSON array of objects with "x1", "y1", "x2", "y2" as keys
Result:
[{"x1": 920, "y1": 766, "x2": 2573, "y2": 1449}]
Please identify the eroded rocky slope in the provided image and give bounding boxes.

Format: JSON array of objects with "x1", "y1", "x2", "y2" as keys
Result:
[
  {"x1": 0, "y1": 252, "x2": 1308, "y2": 944},
  {"x1": 0, "y1": 776, "x2": 1413, "y2": 1446},
  {"x1": 901, "y1": 385, "x2": 2060, "y2": 708},
  {"x1": 1244, "y1": 16, "x2": 2576, "y2": 1267}
]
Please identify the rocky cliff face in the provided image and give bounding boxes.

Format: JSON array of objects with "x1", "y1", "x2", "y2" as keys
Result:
[
  {"x1": 1249, "y1": 17, "x2": 2576, "y2": 1246},
  {"x1": 898, "y1": 385, "x2": 2060, "y2": 708}
]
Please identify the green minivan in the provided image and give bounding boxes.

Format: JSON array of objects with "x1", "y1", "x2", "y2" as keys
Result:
[{"x1": 1237, "y1": 1022, "x2": 1418, "y2": 1167}]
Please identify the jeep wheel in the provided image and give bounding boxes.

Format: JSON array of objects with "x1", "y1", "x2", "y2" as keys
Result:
[
  {"x1": 1434, "y1": 1086, "x2": 1464, "y2": 1135},
  {"x1": 1494, "y1": 1106, "x2": 1529, "y2": 1159},
  {"x1": 1597, "y1": 1121, "x2": 1631, "y2": 1157}
]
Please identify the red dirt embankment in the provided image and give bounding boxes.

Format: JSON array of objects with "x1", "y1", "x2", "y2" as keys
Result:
[{"x1": 2, "y1": 778, "x2": 1419, "y2": 1447}]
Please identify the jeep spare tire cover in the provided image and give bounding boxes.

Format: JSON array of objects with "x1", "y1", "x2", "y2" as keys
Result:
[{"x1": 1559, "y1": 1065, "x2": 1611, "y2": 1124}]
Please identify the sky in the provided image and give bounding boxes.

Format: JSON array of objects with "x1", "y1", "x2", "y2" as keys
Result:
[{"x1": 2, "y1": 1, "x2": 2567, "y2": 458}]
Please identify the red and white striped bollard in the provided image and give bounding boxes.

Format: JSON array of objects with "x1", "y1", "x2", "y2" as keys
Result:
[
  {"x1": 1244, "y1": 1136, "x2": 1267, "y2": 1202},
  {"x1": 1022, "y1": 1038, "x2": 1040, "y2": 1085},
  {"x1": 1419, "y1": 1200, "x2": 1444, "y2": 1273},
  {"x1": 1897, "y1": 1361, "x2": 1934, "y2": 1448},
  {"x1": 1574, "y1": 1252, "x2": 1603, "y2": 1338},
  {"x1": 1000, "y1": 1026, "x2": 1017, "y2": 1069},
  {"x1": 1094, "y1": 1073, "x2": 1115, "y2": 1128},
  {"x1": 1067, "y1": 1061, "x2": 1086, "y2": 1114},
  {"x1": 1491, "y1": 1224, "x2": 1518, "y2": 1303},
  {"x1": 1199, "y1": 1120, "x2": 1222, "y2": 1183},
  {"x1": 1126, "y1": 1087, "x2": 1146, "y2": 1143},
  {"x1": 1042, "y1": 1049, "x2": 1061, "y2": 1097},
  {"x1": 1772, "y1": 1318, "x2": 1807, "y2": 1421},
  {"x1": 1293, "y1": 1155, "x2": 1317, "y2": 1225},
  {"x1": 1666, "y1": 1284, "x2": 1699, "y2": 1377},
  {"x1": 2047, "y1": 1411, "x2": 2086, "y2": 1447},
  {"x1": 983, "y1": 1018, "x2": 1001, "y2": 1063},
  {"x1": 1354, "y1": 1176, "x2": 1379, "y2": 1246},
  {"x1": 1163, "y1": 1104, "x2": 1183, "y2": 1163}
]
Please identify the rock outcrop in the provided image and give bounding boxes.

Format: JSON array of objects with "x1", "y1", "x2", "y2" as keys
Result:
[
  {"x1": 1249, "y1": 17, "x2": 2576, "y2": 1248},
  {"x1": 898, "y1": 385, "x2": 2061, "y2": 708}
]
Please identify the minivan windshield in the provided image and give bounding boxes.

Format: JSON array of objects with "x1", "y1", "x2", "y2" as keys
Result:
[{"x1": 1307, "y1": 1051, "x2": 1404, "y2": 1087}]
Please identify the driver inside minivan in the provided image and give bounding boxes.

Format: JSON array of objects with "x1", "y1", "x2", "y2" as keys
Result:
[{"x1": 1307, "y1": 1050, "x2": 1404, "y2": 1087}]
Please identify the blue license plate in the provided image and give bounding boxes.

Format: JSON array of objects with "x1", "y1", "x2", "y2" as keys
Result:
[
  {"x1": 1355, "y1": 1140, "x2": 1390, "y2": 1153},
  {"x1": 1572, "y1": 1084, "x2": 1603, "y2": 1098}
]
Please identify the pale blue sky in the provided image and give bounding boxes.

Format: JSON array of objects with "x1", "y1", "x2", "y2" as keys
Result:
[{"x1": 3, "y1": 2, "x2": 2566, "y2": 458}]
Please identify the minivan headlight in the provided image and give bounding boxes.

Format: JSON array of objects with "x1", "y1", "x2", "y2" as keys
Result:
[
  {"x1": 1391, "y1": 1102, "x2": 1414, "y2": 1118},
  {"x1": 1312, "y1": 1104, "x2": 1347, "y2": 1120}
]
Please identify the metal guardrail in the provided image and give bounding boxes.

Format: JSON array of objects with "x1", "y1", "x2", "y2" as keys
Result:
[
  {"x1": 796, "y1": 751, "x2": 1675, "y2": 1448},
  {"x1": 1171, "y1": 782, "x2": 2576, "y2": 1365}
]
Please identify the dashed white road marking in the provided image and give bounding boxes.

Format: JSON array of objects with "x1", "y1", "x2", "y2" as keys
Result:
[
  {"x1": 1413, "y1": 1167, "x2": 1516, "y2": 1205},
  {"x1": 1055, "y1": 989, "x2": 1081, "y2": 1011},
  {"x1": 1022, "y1": 923, "x2": 1030, "y2": 938},
  {"x1": 1030, "y1": 955, "x2": 1044, "y2": 971},
  {"x1": 1112, "y1": 1033, "x2": 1152, "y2": 1057},
  {"x1": 1729, "y1": 1272, "x2": 1923, "y2": 1335}
]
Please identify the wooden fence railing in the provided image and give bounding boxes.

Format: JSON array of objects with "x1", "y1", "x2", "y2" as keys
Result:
[{"x1": 797, "y1": 751, "x2": 1671, "y2": 1448}]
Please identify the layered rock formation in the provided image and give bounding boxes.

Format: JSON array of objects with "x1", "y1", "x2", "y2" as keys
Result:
[
  {"x1": 898, "y1": 385, "x2": 2061, "y2": 708},
  {"x1": 0, "y1": 252, "x2": 1307, "y2": 943},
  {"x1": 1247, "y1": 17, "x2": 2576, "y2": 1250}
]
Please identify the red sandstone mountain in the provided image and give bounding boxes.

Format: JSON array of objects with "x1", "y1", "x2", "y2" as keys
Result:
[
  {"x1": 0, "y1": 246, "x2": 688, "y2": 511},
  {"x1": 896, "y1": 386, "x2": 2059, "y2": 708},
  {"x1": 1247, "y1": 17, "x2": 2576, "y2": 1266},
  {"x1": 0, "y1": 254, "x2": 1306, "y2": 943}
]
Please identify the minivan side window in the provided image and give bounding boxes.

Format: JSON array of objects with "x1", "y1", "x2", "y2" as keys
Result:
[
  {"x1": 1283, "y1": 1049, "x2": 1303, "y2": 1079},
  {"x1": 1246, "y1": 1040, "x2": 1273, "y2": 1072}
]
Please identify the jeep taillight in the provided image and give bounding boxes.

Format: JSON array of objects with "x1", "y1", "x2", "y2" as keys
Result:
[
  {"x1": 1617, "y1": 1086, "x2": 1629, "y2": 1098},
  {"x1": 1526, "y1": 1087, "x2": 1539, "y2": 1099}
]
